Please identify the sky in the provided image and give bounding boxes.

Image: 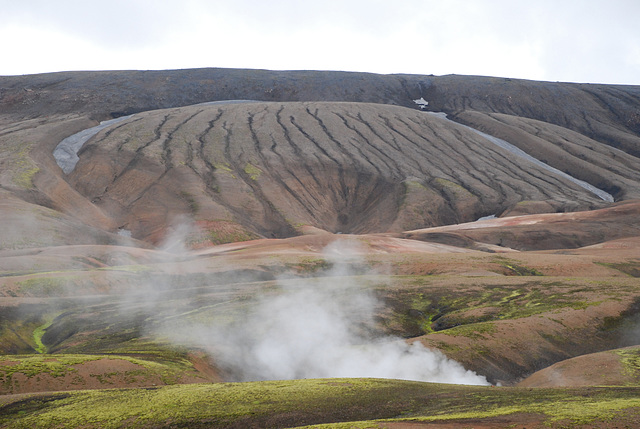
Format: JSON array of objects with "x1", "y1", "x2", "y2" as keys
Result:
[{"x1": 1, "y1": 0, "x2": 639, "y2": 85}]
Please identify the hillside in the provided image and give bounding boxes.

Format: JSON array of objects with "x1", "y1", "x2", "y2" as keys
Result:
[
  {"x1": 1, "y1": 68, "x2": 640, "y2": 427},
  {"x1": 2, "y1": 69, "x2": 640, "y2": 244}
]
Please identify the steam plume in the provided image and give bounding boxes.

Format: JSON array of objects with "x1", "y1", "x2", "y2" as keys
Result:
[{"x1": 159, "y1": 238, "x2": 489, "y2": 385}]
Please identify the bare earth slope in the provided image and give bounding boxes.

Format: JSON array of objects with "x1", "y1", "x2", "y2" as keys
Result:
[
  {"x1": 62, "y1": 101, "x2": 638, "y2": 243},
  {"x1": 1, "y1": 69, "x2": 640, "y2": 246},
  {"x1": 403, "y1": 200, "x2": 640, "y2": 251}
]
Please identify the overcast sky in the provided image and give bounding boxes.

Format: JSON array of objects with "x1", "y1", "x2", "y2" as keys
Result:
[{"x1": 1, "y1": 0, "x2": 639, "y2": 85}]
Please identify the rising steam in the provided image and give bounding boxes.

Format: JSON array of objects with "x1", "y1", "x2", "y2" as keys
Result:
[{"x1": 158, "y1": 238, "x2": 489, "y2": 385}]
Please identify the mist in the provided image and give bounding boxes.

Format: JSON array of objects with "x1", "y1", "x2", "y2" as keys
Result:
[{"x1": 157, "y1": 238, "x2": 489, "y2": 385}]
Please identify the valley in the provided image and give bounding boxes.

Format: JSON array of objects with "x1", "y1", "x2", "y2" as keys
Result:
[{"x1": 1, "y1": 68, "x2": 640, "y2": 427}]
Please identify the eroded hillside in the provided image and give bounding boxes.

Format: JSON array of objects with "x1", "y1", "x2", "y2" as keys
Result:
[
  {"x1": 58, "y1": 101, "x2": 640, "y2": 243},
  {"x1": 1, "y1": 69, "x2": 640, "y2": 245}
]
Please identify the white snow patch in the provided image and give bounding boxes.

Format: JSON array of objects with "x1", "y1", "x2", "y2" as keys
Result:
[
  {"x1": 117, "y1": 229, "x2": 132, "y2": 238},
  {"x1": 54, "y1": 115, "x2": 133, "y2": 174},
  {"x1": 413, "y1": 97, "x2": 429, "y2": 109},
  {"x1": 476, "y1": 215, "x2": 497, "y2": 221}
]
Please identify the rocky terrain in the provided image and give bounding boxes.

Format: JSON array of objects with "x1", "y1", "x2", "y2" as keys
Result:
[{"x1": 1, "y1": 68, "x2": 640, "y2": 427}]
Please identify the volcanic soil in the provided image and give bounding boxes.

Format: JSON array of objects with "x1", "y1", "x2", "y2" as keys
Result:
[{"x1": 1, "y1": 68, "x2": 640, "y2": 427}]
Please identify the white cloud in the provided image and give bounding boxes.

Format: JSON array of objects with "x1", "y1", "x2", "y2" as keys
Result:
[{"x1": 1, "y1": 0, "x2": 639, "y2": 84}]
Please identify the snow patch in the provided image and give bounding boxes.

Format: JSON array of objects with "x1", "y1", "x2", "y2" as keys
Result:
[
  {"x1": 54, "y1": 115, "x2": 133, "y2": 174},
  {"x1": 413, "y1": 97, "x2": 429, "y2": 109},
  {"x1": 476, "y1": 215, "x2": 497, "y2": 221},
  {"x1": 117, "y1": 229, "x2": 132, "y2": 238}
]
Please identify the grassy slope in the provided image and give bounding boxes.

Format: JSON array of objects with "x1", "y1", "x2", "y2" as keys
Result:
[
  {"x1": 2, "y1": 379, "x2": 640, "y2": 428},
  {"x1": 2, "y1": 233, "x2": 640, "y2": 426},
  {"x1": 0, "y1": 353, "x2": 214, "y2": 395}
]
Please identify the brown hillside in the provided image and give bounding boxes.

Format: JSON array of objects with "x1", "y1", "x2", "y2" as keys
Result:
[
  {"x1": 517, "y1": 346, "x2": 640, "y2": 388},
  {"x1": 403, "y1": 200, "x2": 640, "y2": 251},
  {"x1": 2, "y1": 69, "x2": 640, "y2": 245},
  {"x1": 60, "y1": 101, "x2": 628, "y2": 243}
]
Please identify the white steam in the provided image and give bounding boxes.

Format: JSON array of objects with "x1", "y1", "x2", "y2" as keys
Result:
[
  {"x1": 160, "y1": 238, "x2": 489, "y2": 385},
  {"x1": 210, "y1": 282, "x2": 486, "y2": 384}
]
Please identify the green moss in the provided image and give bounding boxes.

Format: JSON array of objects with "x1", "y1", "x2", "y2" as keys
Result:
[
  {"x1": 441, "y1": 322, "x2": 497, "y2": 339},
  {"x1": 0, "y1": 378, "x2": 418, "y2": 428},
  {"x1": 2, "y1": 380, "x2": 640, "y2": 428},
  {"x1": 0, "y1": 353, "x2": 200, "y2": 387},
  {"x1": 17, "y1": 276, "x2": 75, "y2": 296},
  {"x1": 614, "y1": 348, "x2": 640, "y2": 383},
  {"x1": 33, "y1": 319, "x2": 54, "y2": 354},
  {"x1": 214, "y1": 162, "x2": 236, "y2": 178},
  {"x1": 381, "y1": 279, "x2": 600, "y2": 339},
  {"x1": 493, "y1": 257, "x2": 543, "y2": 276},
  {"x1": 179, "y1": 191, "x2": 199, "y2": 214},
  {"x1": 0, "y1": 355, "x2": 100, "y2": 380},
  {"x1": 11, "y1": 145, "x2": 40, "y2": 189},
  {"x1": 285, "y1": 258, "x2": 332, "y2": 275},
  {"x1": 433, "y1": 177, "x2": 472, "y2": 197},
  {"x1": 14, "y1": 166, "x2": 40, "y2": 189},
  {"x1": 401, "y1": 180, "x2": 428, "y2": 199},
  {"x1": 499, "y1": 289, "x2": 524, "y2": 303},
  {"x1": 243, "y1": 162, "x2": 262, "y2": 180},
  {"x1": 207, "y1": 228, "x2": 259, "y2": 245}
]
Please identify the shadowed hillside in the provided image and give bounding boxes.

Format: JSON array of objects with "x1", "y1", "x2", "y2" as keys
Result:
[{"x1": 2, "y1": 69, "x2": 640, "y2": 150}]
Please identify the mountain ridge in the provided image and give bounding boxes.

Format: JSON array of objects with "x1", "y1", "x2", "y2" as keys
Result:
[{"x1": 2, "y1": 68, "x2": 640, "y2": 244}]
